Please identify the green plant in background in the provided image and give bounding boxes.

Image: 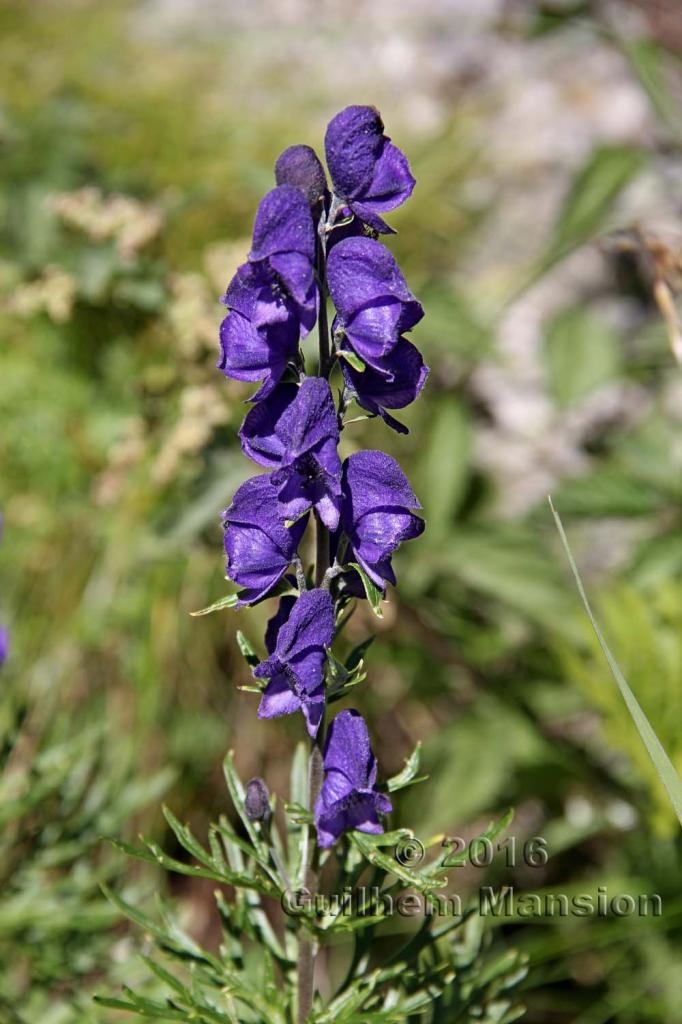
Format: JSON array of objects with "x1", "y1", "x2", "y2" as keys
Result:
[
  {"x1": 555, "y1": 573, "x2": 682, "y2": 836},
  {"x1": 1, "y1": 0, "x2": 682, "y2": 1020},
  {"x1": 0, "y1": 651, "x2": 173, "y2": 1022}
]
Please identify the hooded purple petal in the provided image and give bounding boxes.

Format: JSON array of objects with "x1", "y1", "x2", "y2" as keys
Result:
[
  {"x1": 218, "y1": 187, "x2": 319, "y2": 395},
  {"x1": 250, "y1": 184, "x2": 316, "y2": 262},
  {"x1": 314, "y1": 710, "x2": 392, "y2": 848},
  {"x1": 327, "y1": 237, "x2": 423, "y2": 370},
  {"x1": 324, "y1": 106, "x2": 415, "y2": 234},
  {"x1": 341, "y1": 337, "x2": 429, "y2": 433},
  {"x1": 247, "y1": 189, "x2": 318, "y2": 334},
  {"x1": 258, "y1": 673, "x2": 303, "y2": 719},
  {"x1": 275, "y1": 145, "x2": 328, "y2": 208},
  {"x1": 240, "y1": 378, "x2": 342, "y2": 530},
  {"x1": 321, "y1": 707, "x2": 377, "y2": 788},
  {"x1": 219, "y1": 267, "x2": 301, "y2": 400},
  {"x1": 340, "y1": 450, "x2": 424, "y2": 590},
  {"x1": 254, "y1": 589, "x2": 334, "y2": 737},
  {"x1": 264, "y1": 595, "x2": 297, "y2": 654},
  {"x1": 239, "y1": 384, "x2": 297, "y2": 468},
  {"x1": 222, "y1": 475, "x2": 306, "y2": 605},
  {"x1": 273, "y1": 588, "x2": 334, "y2": 661}
]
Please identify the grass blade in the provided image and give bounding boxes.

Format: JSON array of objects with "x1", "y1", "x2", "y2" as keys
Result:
[{"x1": 549, "y1": 497, "x2": 682, "y2": 826}]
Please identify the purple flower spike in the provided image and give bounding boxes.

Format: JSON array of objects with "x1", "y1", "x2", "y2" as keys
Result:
[
  {"x1": 240, "y1": 378, "x2": 342, "y2": 530},
  {"x1": 341, "y1": 337, "x2": 429, "y2": 434},
  {"x1": 341, "y1": 450, "x2": 424, "y2": 590},
  {"x1": 0, "y1": 626, "x2": 8, "y2": 667},
  {"x1": 255, "y1": 589, "x2": 335, "y2": 738},
  {"x1": 327, "y1": 237, "x2": 423, "y2": 372},
  {"x1": 275, "y1": 145, "x2": 328, "y2": 208},
  {"x1": 325, "y1": 106, "x2": 415, "y2": 234},
  {"x1": 315, "y1": 709, "x2": 392, "y2": 848},
  {"x1": 222, "y1": 475, "x2": 307, "y2": 605}
]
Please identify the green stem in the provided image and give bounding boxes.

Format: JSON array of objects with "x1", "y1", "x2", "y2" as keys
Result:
[{"x1": 297, "y1": 205, "x2": 334, "y2": 1024}]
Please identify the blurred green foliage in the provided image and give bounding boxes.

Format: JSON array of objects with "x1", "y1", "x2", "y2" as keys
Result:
[{"x1": 1, "y1": 0, "x2": 682, "y2": 1020}]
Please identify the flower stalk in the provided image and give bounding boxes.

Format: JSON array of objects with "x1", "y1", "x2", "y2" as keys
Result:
[{"x1": 217, "y1": 105, "x2": 427, "y2": 1021}]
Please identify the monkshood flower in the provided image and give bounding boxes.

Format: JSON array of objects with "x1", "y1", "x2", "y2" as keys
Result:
[
  {"x1": 340, "y1": 336, "x2": 429, "y2": 434},
  {"x1": 219, "y1": 184, "x2": 317, "y2": 399},
  {"x1": 255, "y1": 589, "x2": 334, "y2": 738},
  {"x1": 218, "y1": 270, "x2": 300, "y2": 400},
  {"x1": 340, "y1": 450, "x2": 424, "y2": 590},
  {"x1": 222, "y1": 475, "x2": 307, "y2": 605},
  {"x1": 324, "y1": 105, "x2": 415, "y2": 234},
  {"x1": 315, "y1": 709, "x2": 393, "y2": 848},
  {"x1": 275, "y1": 145, "x2": 328, "y2": 209},
  {"x1": 327, "y1": 237, "x2": 423, "y2": 372},
  {"x1": 239, "y1": 377, "x2": 342, "y2": 530}
]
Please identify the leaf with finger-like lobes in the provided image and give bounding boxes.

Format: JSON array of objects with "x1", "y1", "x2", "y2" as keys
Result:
[
  {"x1": 345, "y1": 635, "x2": 374, "y2": 671},
  {"x1": 162, "y1": 805, "x2": 215, "y2": 868},
  {"x1": 326, "y1": 648, "x2": 351, "y2": 686},
  {"x1": 106, "y1": 836, "x2": 274, "y2": 894},
  {"x1": 326, "y1": 647, "x2": 368, "y2": 703},
  {"x1": 351, "y1": 832, "x2": 446, "y2": 893},
  {"x1": 347, "y1": 562, "x2": 384, "y2": 618},
  {"x1": 428, "y1": 807, "x2": 514, "y2": 874},
  {"x1": 386, "y1": 742, "x2": 428, "y2": 793},
  {"x1": 236, "y1": 629, "x2": 260, "y2": 668}
]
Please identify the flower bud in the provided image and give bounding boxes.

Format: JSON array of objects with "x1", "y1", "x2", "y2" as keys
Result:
[
  {"x1": 245, "y1": 777, "x2": 272, "y2": 823},
  {"x1": 274, "y1": 145, "x2": 327, "y2": 208}
]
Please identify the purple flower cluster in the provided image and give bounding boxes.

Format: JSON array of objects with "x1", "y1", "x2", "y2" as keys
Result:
[{"x1": 217, "y1": 106, "x2": 426, "y2": 848}]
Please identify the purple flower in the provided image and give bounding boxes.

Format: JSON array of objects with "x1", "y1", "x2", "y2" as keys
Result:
[
  {"x1": 255, "y1": 589, "x2": 334, "y2": 738},
  {"x1": 222, "y1": 475, "x2": 307, "y2": 605},
  {"x1": 0, "y1": 626, "x2": 7, "y2": 667},
  {"x1": 340, "y1": 450, "x2": 424, "y2": 590},
  {"x1": 341, "y1": 337, "x2": 428, "y2": 434},
  {"x1": 219, "y1": 185, "x2": 317, "y2": 399},
  {"x1": 327, "y1": 237, "x2": 423, "y2": 372},
  {"x1": 219, "y1": 268, "x2": 301, "y2": 400},
  {"x1": 239, "y1": 378, "x2": 342, "y2": 530},
  {"x1": 324, "y1": 106, "x2": 415, "y2": 234},
  {"x1": 315, "y1": 709, "x2": 392, "y2": 848},
  {"x1": 275, "y1": 145, "x2": 328, "y2": 209}
]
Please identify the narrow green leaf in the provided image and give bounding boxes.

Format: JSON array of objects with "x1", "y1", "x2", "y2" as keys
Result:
[
  {"x1": 387, "y1": 742, "x2": 427, "y2": 793},
  {"x1": 236, "y1": 630, "x2": 260, "y2": 667},
  {"x1": 338, "y1": 349, "x2": 366, "y2": 372},
  {"x1": 350, "y1": 833, "x2": 446, "y2": 893},
  {"x1": 223, "y1": 751, "x2": 272, "y2": 864},
  {"x1": 545, "y1": 306, "x2": 620, "y2": 408},
  {"x1": 190, "y1": 592, "x2": 239, "y2": 616},
  {"x1": 345, "y1": 636, "x2": 374, "y2": 672},
  {"x1": 545, "y1": 145, "x2": 646, "y2": 267},
  {"x1": 550, "y1": 498, "x2": 682, "y2": 827},
  {"x1": 347, "y1": 563, "x2": 384, "y2": 618},
  {"x1": 419, "y1": 399, "x2": 471, "y2": 539},
  {"x1": 429, "y1": 808, "x2": 514, "y2": 873},
  {"x1": 162, "y1": 805, "x2": 214, "y2": 868}
]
